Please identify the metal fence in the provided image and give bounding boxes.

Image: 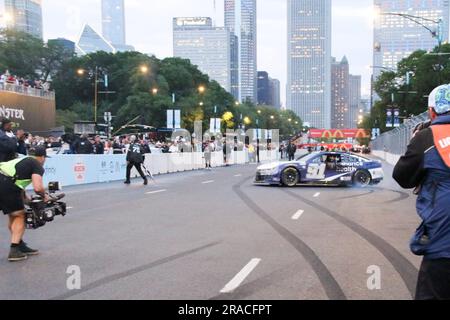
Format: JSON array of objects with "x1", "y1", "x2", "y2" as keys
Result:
[
  {"x1": 0, "y1": 82, "x2": 55, "y2": 100},
  {"x1": 371, "y1": 112, "x2": 429, "y2": 155}
]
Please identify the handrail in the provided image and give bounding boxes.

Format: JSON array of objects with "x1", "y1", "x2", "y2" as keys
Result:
[{"x1": 0, "y1": 82, "x2": 55, "y2": 100}]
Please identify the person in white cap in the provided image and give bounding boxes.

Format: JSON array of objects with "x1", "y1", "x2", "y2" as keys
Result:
[{"x1": 394, "y1": 84, "x2": 450, "y2": 300}]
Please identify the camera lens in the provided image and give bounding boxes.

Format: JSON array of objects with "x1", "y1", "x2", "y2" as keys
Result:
[{"x1": 45, "y1": 210, "x2": 55, "y2": 221}]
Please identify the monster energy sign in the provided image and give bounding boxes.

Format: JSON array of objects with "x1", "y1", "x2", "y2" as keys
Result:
[{"x1": 0, "y1": 105, "x2": 26, "y2": 121}]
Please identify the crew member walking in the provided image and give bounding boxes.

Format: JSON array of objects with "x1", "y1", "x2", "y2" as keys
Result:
[{"x1": 124, "y1": 136, "x2": 148, "y2": 186}]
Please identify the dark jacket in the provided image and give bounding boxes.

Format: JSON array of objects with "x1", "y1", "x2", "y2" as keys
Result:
[
  {"x1": 74, "y1": 138, "x2": 93, "y2": 154},
  {"x1": 287, "y1": 143, "x2": 297, "y2": 156},
  {"x1": 127, "y1": 143, "x2": 144, "y2": 164},
  {"x1": 393, "y1": 115, "x2": 450, "y2": 259},
  {"x1": 0, "y1": 129, "x2": 17, "y2": 162},
  {"x1": 17, "y1": 139, "x2": 27, "y2": 156},
  {"x1": 93, "y1": 142, "x2": 104, "y2": 155}
]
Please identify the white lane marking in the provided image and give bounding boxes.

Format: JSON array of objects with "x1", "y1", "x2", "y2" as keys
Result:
[
  {"x1": 234, "y1": 174, "x2": 243, "y2": 177},
  {"x1": 220, "y1": 258, "x2": 261, "y2": 294},
  {"x1": 67, "y1": 207, "x2": 74, "y2": 210},
  {"x1": 313, "y1": 192, "x2": 321, "y2": 198},
  {"x1": 146, "y1": 190, "x2": 167, "y2": 195},
  {"x1": 292, "y1": 210, "x2": 305, "y2": 220},
  {"x1": 202, "y1": 180, "x2": 215, "y2": 184}
]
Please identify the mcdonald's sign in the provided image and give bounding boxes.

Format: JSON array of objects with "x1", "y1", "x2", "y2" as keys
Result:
[{"x1": 309, "y1": 129, "x2": 370, "y2": 139}]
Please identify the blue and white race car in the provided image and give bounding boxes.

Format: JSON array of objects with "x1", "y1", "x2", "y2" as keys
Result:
[{"x1": 255, "y1": 152, "x2": 384, "y2": 187}]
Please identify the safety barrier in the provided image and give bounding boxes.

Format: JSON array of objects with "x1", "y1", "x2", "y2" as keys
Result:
[
  {"x1": 371, "y1": 112, "x2": 429, "y2": 156},
  {"x1": 371, "y1": 112, "x2": 430, "y2": 165},
  {"x1": 40, "y1": 150, "x2": 279, "y2": 187},
  {"x1": 371, "y1": 150, "x2": 401, "y2": 166}
]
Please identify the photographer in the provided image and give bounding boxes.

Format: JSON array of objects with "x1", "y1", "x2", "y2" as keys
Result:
[
  {"x1": 124, "y1": 135, "x2": 148, "y2": 186},
  {"x1": 393, "y1": 84, "x2": 450, "y2": 300},
  {"x1": 0, "y1": 146, "x2": 49, "y2": 262}
]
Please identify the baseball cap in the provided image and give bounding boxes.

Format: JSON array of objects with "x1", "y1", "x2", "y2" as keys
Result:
[
  {"x1": 428, "y1": 84, "x2": 450, "y2": 115},
  {"x1": 0, "y1": 117, "x2": 12, "y2": 128},
  {"x1": 29, "y1": 146, "x2": 50, "y2": 158}
]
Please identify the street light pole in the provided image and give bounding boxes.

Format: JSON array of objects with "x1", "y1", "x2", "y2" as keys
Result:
[
  {"x1": 94, "y1": 66, "x2": 99, "y2": 123},
  {"x1": 381, "y1": 13, "x2": 443, "y2": 49}
]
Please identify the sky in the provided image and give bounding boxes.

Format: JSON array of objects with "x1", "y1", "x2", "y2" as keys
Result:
[{"x1": 37, "y1": 0, "x2": 375, "y2": 106}]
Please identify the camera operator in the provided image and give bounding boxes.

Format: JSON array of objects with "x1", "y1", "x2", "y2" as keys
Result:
[
  {"x1": 124, "y1": 135, "x2": 148, "y2": 186},
  {"x1": 0, "y1": 146, "x2": 49, "y2": 262},
  {"x1": 393, "y1": 84, "x2": 450, "y2": 300}
]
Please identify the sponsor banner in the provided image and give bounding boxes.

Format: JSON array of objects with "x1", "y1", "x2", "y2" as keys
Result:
[
  {"x1": 393, "y1": 109, "x2": 401, "y2": 127},
  {"x1": 167, "y1": 110, "x2": 181, "y2": 129},
  {"x1": 0, "y1": 91, "x2": 55, "y2": 132},
  {"x1": 309, "y1": 129, "x2": 370, "y2": 139},
  {"x1": 299, "y1": 143, "x2": 353, "y2": 150},
  {"x1": 386, "y1": 109, "x2": 393, "y2": 128},
  {"x1": 209, "y1": 118, "x2": 221, "y2": 133},
  {"x1": 34, "y1": 151, "x2": 279, "y2": 188},
  {"x1": 40, "y1": 155, "x2": 128, "y2": 188}
]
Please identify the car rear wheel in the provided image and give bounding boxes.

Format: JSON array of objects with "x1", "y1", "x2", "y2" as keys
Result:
[
  {"x1": 353, "y1": 170, "x2": 372, "y2": 187},
  {"x1": 281, "y1": 168, "x2": 299, "y2": 187}
]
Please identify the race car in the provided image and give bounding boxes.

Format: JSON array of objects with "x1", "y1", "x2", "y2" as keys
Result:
[{"x1": 255, "y1": 151, "x2": 384, "y2": 187}]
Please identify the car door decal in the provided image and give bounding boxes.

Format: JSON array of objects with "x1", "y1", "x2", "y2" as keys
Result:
[{"x1": 306, "y1": 163, "x2": 326, "y2": 180}]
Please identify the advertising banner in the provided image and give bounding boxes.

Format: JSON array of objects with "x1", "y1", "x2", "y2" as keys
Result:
[
  {"x1": 209, "y1": 118, "x2": 221, "y2": 133},
  {"x1": 0, "y1": 91, "x2": 55, "y2": 132},
  {"x1": 309, "y1": 129, "x2": 370, "y2": 139},
  {"x1": 167, "y1": 110, "x2": 182, "y2": 129},
  {"x1": 393, "y1": 109, "x2": 401, "y2": 127},
  {"x1": 386, "y1": 109, "x2": 393, "y2": 128}
]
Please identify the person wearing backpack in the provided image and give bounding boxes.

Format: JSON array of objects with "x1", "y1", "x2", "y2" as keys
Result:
[{"x1": 393, "y1": 84, "x2": 450, "y2": 300}]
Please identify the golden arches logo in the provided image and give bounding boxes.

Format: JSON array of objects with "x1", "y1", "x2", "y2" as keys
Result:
[
  {"x1": 334, "y1": 130, "x2": 345, "y2": 139},
  {"x1": 322, "y1": 130, "x2": 334, "y2": 138},
  {"x1": 355, "y1": 129, "x2": 369, "y2": 139}
]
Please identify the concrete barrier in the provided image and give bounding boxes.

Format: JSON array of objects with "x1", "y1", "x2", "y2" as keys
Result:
[
  {"x1": 372, "y1": 150, "x2": 401, "y2": 166},
  {"x1": 39, "y1": 151, "x2": 278, "y2": 188}
]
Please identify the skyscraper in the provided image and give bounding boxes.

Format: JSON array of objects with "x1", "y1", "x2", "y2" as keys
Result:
[
  {"x1": 224, "y1": 0, "x2": 257, "y2": 103},
  {"x1": 287, "y1": 0, "x2": 332, "y2": 129},
  {"x1": 4, "y1": 0, "x2": 43, "y2": 39},
  {"x1": 373, "y1": 0, "x2": 450, "y2": 79},
  {"x1": 76, "y1": 24, "x2": 116, "y2": 55},
  {"x1": 331, "y1": 57, "x2": 349, "y2": 129},
  {"x1": 102, "y1": 0, "x2": 126, "y2": 47},
  {"x1": 173, "y1": 17, "x2": 233, "y2": 94},
  {"x1": 349, "y1": 75, "x2": 362, "y2": 128},
  {"x1": 257, "y1": 71, "x2": 270, "y2": 105},
  {"x1": 270, "y1": 78, "x2": 281, "y2": 110}
]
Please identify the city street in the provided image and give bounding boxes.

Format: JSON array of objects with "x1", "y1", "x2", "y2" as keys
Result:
[{"x1": 0, "y1": 157, "x2": 422, "y2": 300}]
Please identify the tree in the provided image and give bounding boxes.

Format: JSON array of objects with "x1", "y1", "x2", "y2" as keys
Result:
[
  {"x1": 363, "y1": 43, "x2": 450, "y2": 133},
  {"x1": 0, "y1": 30, "x2": 45, "y2": 78}
]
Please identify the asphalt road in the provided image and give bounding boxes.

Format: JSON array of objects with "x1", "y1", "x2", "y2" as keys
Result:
[{"x1": 0, "y1": 157, "x2": 422, "y2": 300}]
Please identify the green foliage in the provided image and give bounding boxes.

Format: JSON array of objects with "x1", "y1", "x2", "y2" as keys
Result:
[
  {"x1": 364, "y1": 43, "x2": 450, "y2": 133},
  {"x1": 56, "y1": 108, "x2": 87, "y2": 132},
  {"x1": 0, "y1": 30, "x2": 45, "y2": 79},
  {"x1": 0, "y1": 30, "x2": 74, "y2": 82},
  {"x1": 1, "y1": 32, "x2": 304, "y2": 137}
]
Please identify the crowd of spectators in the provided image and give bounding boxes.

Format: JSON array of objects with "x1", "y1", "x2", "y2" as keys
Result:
[
  {"x1": 1, "y1": 116, "x2": 275, "y2": 165},
  {"x1": 0, "y1": 71, "x2": 51, "y2": 92}
]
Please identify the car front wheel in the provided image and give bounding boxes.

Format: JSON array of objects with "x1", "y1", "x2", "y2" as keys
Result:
[
  {"x1": 281, "y1": 168, "x2": 299, "y2": 187},
  {"x1": 353, "y1": 170, "x2": 372, "y2": 187}
]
